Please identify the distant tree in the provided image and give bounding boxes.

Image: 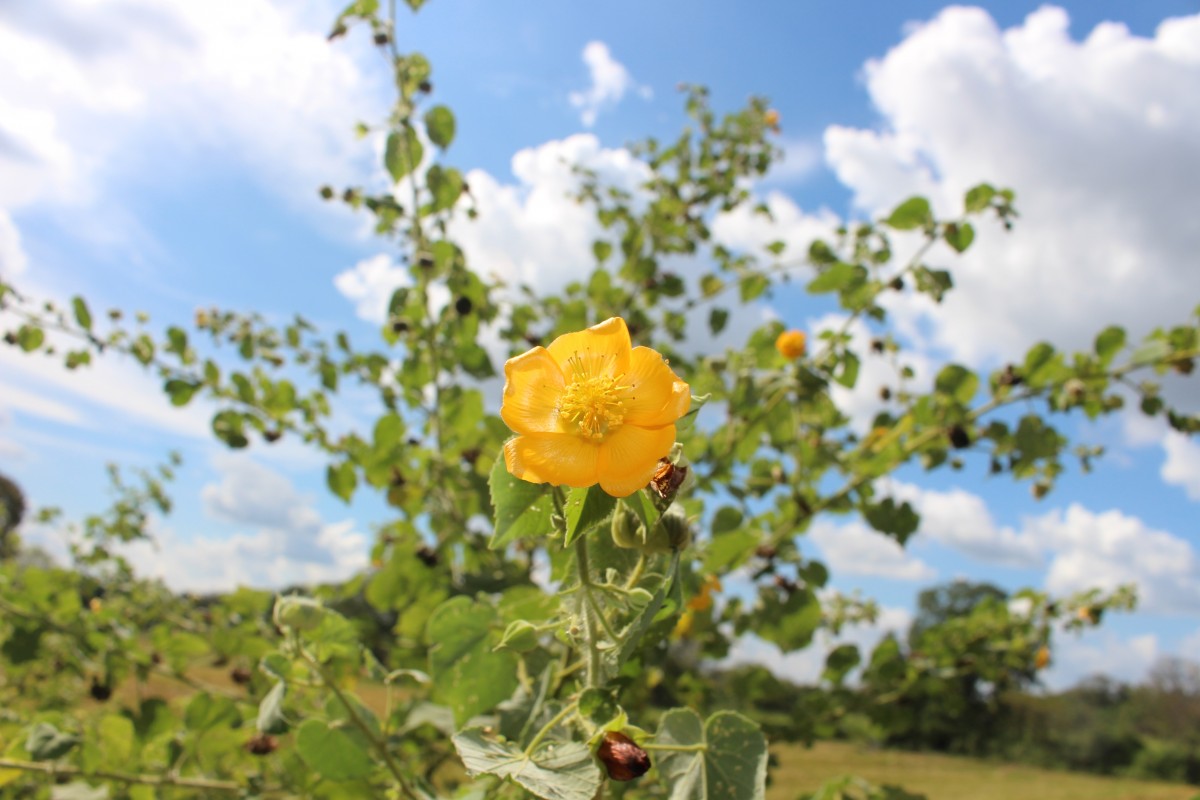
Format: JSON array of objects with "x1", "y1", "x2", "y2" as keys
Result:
[
  {"x1": 0, "y1": 471, "x2": 25, "y2": 559},
  {"x1": 908, "y1": 579, "x2": 1007, "y2": 647}
]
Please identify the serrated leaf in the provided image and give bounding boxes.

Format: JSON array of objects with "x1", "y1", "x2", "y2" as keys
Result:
[
  {"x1": 808, "y1": 262, "x2": 863, "y2": 294},
  {"x1": 26, "y1": 723, "x2": 79, "y2": 761},
  {"x1": 563, "y1": 485, "x2": 617, "y2": 546},
  {"x1": 489, "y1": 456, "x2": 554, "y2": 548},
  {"x1": 452, "y1": 729, "x2": 602, "y2": 800},
  {"x1": 655, "y1": 709, "x2": 768, "y2": 800},
  {"x1": 964, "y1": 183, "x2": 996, "y2": 213},
  {"x1": 709, "y1": 308, "x2": 729, "y2": 335},
  {"x1": 426, "y1": 596, "x2": 518, "y2": 725},
  {"x1": 295, "y1": 719, "x2": 374, "y2": 781}
]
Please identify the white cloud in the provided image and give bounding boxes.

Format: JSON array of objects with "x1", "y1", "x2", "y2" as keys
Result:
[
  {"x1": 120, "y1": 453, "x2": 368, "y2": 592},
  {"x1": 822, "y1": 6, "x2": 1200, "y2": 368},
  {"x1": 1034, "y1": 504, "x2": 1200, "y2": 614},
  {"x1": 1162, "y1": 431, "x2": 1200, "y2": 501},
  {"x1": 334, "y1": 253, "x2": 409, "y2": 324},
  {"x1": 0, "y1": 0, "x2": 380, "y2": 215},
  {"x1": 892, "y1": 482, "x2": 1041, "y2": 568},
  {"x1": 809, "y1": 518, "x2": 936, "y2": 581},
  {"x1": 567, "y1": 41, "x2": 651, "y2": 127},
  {"x1": 0, "y1": 210, "x2": 28, "y2": 278},
  {"x1": 1044, "y1": 629, "x2": 1159, "y2": 689}
]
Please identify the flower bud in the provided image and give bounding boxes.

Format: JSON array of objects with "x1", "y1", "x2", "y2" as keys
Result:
[
  {"x1": 775, "y1": 329, "x2": 807, "y2": 359},
  {"x1": 596, "y1": 731, "x2": 651, "y2": 781},
  {"x1": 610, "y1": 506, "x2": 645, "y2": 550},
  {"x1": 1034, "y1": 645, "x2": 1050, "y2": 670},
  {"x1": 273, "y1": 595, "x2": 325, "y2": 632}
]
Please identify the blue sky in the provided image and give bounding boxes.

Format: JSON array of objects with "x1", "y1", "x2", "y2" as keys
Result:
[{"x1": 1, "y1": 0, "x2": 1199, "y2": 689}]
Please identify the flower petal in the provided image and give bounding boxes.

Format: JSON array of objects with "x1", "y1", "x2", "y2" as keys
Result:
[
  {"x1": 504, "y1": 434, "x2": 600, "y2": 488},
  {"x1": 501, "y1": 346, "x2": 566, "y2": 435},
  {"x1": 597, "y1": 424, "x2": 676, "y2": 497},
  {"x1": 547, "y1": 317, "x2": 631, "y2": 380},
  {"x1": 622, "y1": 347, "x2": 691, "y2": 428}
]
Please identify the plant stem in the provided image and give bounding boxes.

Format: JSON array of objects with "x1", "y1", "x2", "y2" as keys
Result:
[
  {"x1": 523, "y1": 699, "x2": 580, "y2": 756},
  {"x1": 574, "y1": 536, "x2": 603, "y2": 688},
  {"x1": 0, "y1": 758, "x2": 242, "y2": 792},
  {"x1": 641, "y1": 743, "x2": 708, "y2": 752},
  {"x1": 302, "y1": 650, "x2": 419, "y2": 800}
]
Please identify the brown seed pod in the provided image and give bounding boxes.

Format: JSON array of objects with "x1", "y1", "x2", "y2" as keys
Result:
[
  {"x1": 650, "y1": 459, "x2": 687, "y2": 499},
  {"x1": 948, "y1": 425, "x2": 970, "y2": 449},
  {"x1": 596, "y1": 731, "x2": 651, "y2": 782},
  {"x1": 230, "y1": 666, "x2": 253, "y2": 685},
  {"x1": 89, "y1": 678, "x2": 112, "y2": 702},
  {"x1": 245, "y1": 732, "x2": 279, "y2": 756}
]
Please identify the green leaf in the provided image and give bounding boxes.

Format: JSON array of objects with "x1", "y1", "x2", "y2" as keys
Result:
[
  {"x1": 700, "y1": 274, "x2": 725, "y2": 297},
  {"x1": 593, "y1": 240, "x2": 613, "y2": 263},
  {"x1": 822, "y1": 644, "x2": 862, "y2": 685},
  {"x1": 834, "y1": 351, "x2": 861, "y2": 389},
  {"x1": 71, "y1": 296, "x2": 93, "y2": 330},
  {"x1": 943, "y1": 222, "x2": 974, "y2": 253},
  {"x1": 164, "y1": 379, "x2": 200, "y2": 407},
  {"x1": 424, "y1": 105, "x2": 456, "y2": 148},
  {"x1": 295, "y1": 719, "x2": 374, "y2": 781},
  {"x1": 655, "y1": 709, "x2": 768, "y2": 800},
  {"x1": 563, "y1": 485, "x2": 617, "y2": 547},
  {"x1": 326, "y1": 461, "x2": 357, "y2": 503},
  {"x1": 709, "y1": 308, "x2": 729, "y2": 336},
  {"x1": 426, "y1": 596, "x2": 518, "y2": 725},
  {"x1": 385, "y1": 125, "x2": 423, "y2": 182},
  {"x1": 257, "y1": 681, "x2": 288, "y2": 734},
  {"x1": 425, "y1": 164, "x2": 464, "y2": 212},
  {"x1": 1131, "y1": 338, "x2": 1171, "y2": 367},
  {"x1": 452, "y1": 729, "x2": 602, "y2": 800},
  {"x1": 885, "y1": 197, "x2": 932, "y2": 231},
  {"x1": 489, "y1": 456, "x2": 554, "y2": 548},
  {"x1": 739, "y1": 273, "x2": 770, "y2": 302},
  {"x1": 755, "y1": 587, "x2": 822, "y2": 652},
  {"x1": 964, "y1": 183, "x2": 996, "y2": 213},
  {"x1": 184, "y1": 693, "x2": 238, "y2": 731},
  {"x1": 16, "y1": 325, "x2": 44, "y2": 352},
  {"x1": 26, "y1": 722, "x2": 79, "y2": 761},
  {"x1": 934, "y1": 364, "x2": 978, "y2": 405},
  {"x1": 808, "y1": 263, "x2": 863, "y2": 294},
  {"x1": 97, "y1": 714, "x2": 134, "y2": 765},
  {"x1": 863, "y1": 499, "x2": 919, "y2": 545},
  {"x1": 1095, "y1": 326, "x2": 1126, "y2": 366}
]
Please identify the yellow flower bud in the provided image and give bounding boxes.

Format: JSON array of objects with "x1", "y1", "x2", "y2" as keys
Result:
[{"x1": 775, "y1": 329, "x2": 807, "y2": 359}]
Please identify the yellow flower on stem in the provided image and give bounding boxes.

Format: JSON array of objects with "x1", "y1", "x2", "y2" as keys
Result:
[
  {"x1": 501, "y1": 317, "x2": 690, "y2": 497},
  {"x1": 775, "y1": 329, "x2": 806, "y2": 359}
]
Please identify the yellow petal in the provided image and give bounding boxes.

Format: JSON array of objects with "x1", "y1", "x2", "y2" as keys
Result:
[
  {"x1": 501, "y1": 347, "x2": 566, "y2": 435},
  {"x1": 622, "y1": 347, "x2": 691, "y2": 427},
  {"x1": 504, "y1": 434, "x2": 600, "y2": 488},
  {"x1": 547, "y1": 317, "x2": 631, "y2": 381},
  {"x1": 597, "y1": 424, "x2": 676, "y2": 497}
]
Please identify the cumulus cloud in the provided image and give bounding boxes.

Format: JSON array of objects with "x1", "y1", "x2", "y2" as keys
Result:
[
  {"x1": 1034, "y1": 504, "x2": 1200, "y2": 614},
  {"x1": 0, "y1": 210, "x2": 28, "y2": 278},
  {"x1": 822, "y1": 5, "x2": 1200, "y2": 367},
  {"x1": 809, "y1": 519, "x2": 936, "y2": 581},
  {"x1": 1045, "y1": 630, "x2": 1159, "y2": 689},
  {"x1": 0, "y1": 0, "x2": 380, "y2": 215},
  {"x1": 123, "y1": 453, "x2": 368, "y2": 591},
  {"x1": 892, "y1": 483, "x2": 1041, "y2": 567},
  {"x1": 567, "y1": 41, "x2": 651, "y2": 127},
  {"x1": 1161, "y1": 431, "x2": 1200, "y2": 501}
]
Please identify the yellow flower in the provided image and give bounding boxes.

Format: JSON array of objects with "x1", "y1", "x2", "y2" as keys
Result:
[
  {"x1": 775, "y1": 329, "x2": 806, "y2": 359},
  {"x1": 501, "y1": 317, "x2": 690, "y2": 497},
  {"x1": 764, "y1": 109, "x2": 781, "y2": 132}
]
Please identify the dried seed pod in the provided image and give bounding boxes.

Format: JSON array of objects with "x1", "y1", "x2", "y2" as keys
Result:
[
  {"x1": 246, "y1": 732, "x2": 279, "y2": 756},
  {"x1": 596, "y1": 731, "x2": 651, "y2": 781}
]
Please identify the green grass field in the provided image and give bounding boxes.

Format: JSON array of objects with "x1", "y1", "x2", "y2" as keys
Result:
[{"x1": 769, "y1": 741, "x2": 1200, "y2": 800}]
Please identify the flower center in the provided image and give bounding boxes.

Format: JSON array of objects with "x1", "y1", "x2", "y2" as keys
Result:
[{"x1": 558, "y1": 363, "x2": 627, "y2": 440}]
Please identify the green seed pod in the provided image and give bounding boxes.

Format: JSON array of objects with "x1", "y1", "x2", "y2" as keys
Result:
[
  {"x1": 611, "y1": 506, "x2": 645, "y2": 550},
  {"x1": 273, "y1": 595, "x2": 326, "y2": 632}
]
